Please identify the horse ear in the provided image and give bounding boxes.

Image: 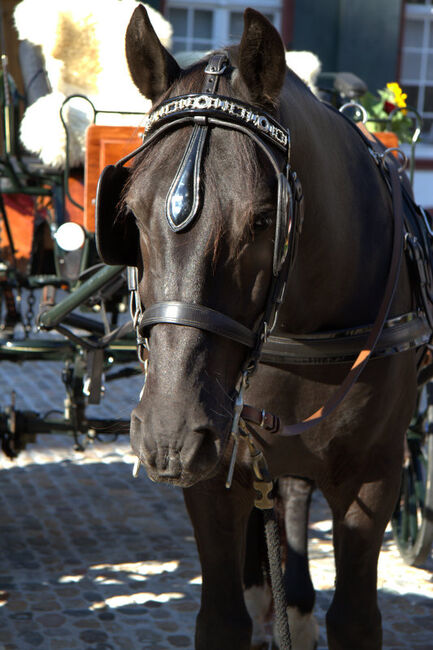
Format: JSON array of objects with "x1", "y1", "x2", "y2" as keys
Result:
[
  {"x1": 238, "y1": 9, "x2": 286, "y2": 107},
  {"x1": 125, "y1": 4, "x2": 181, "y2": 102}
]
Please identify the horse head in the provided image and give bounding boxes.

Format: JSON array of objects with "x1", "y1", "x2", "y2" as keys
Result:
[{"x1": 99, "y1": 6, "x2": 293, "y2": 487}]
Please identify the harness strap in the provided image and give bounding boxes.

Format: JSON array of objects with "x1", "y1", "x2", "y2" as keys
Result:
[
  {"x1": 261, "y1": 311, "x2": 430, "y2": 365},
  {"x1": 138, "y1": 301, "x2": 256, "y2": 348},
  {"x1": 244, "y1": 158, "x2": 405, "y2": 438}
]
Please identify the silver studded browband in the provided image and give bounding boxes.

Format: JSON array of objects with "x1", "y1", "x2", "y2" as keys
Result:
[{"x1": 143, "y1": 93, "x2": 289, "y2": 150}]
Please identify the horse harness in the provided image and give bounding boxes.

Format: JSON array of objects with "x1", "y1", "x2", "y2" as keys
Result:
[{"x1": 95, "y1": 52, "x2": 433, "y2": 472}]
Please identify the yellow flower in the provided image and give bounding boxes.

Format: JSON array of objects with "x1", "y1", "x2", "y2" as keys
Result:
[{"x1": 386, "y1": 82, "x2": 408, "y2": 109}]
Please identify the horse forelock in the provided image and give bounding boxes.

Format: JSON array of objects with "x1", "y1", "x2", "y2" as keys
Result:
[{"x1": 124, "y1": 57, "x2": 276, "y2": 262}]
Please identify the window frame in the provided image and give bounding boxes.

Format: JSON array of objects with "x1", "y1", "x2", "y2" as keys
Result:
[{"x1": 400, "y1": 1, "x2": 433, "y2": 139}]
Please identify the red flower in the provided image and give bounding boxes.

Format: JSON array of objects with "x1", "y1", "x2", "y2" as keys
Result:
[{"x1": 384, "y1": 100, "x2": 396, "y2": 115}]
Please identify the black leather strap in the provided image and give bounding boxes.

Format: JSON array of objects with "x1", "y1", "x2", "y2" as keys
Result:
[
  {"x1": 162, "y1": 54, "x2": 229, "y2": 233},
  {"x1": 261, "y1": 311, "x2": 430, "y2": 365},
  {"x1": 165, "y1": 124, "x2": 207, "y2": 231},
  {"x1": 273, "y1": 158, "x2": 406, "y2": 437},
  {"x1": 138, "y1": 301, "x2": 256, "y2": 348},
  {"x1": 203, "y1": 53, "x2": 228, "y2": 93}
]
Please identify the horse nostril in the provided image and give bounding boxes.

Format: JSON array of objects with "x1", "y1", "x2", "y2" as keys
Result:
[
  {"x1": 131, "y1": 408, "x2": 143, "y2": 426},
  {"x1": 156, "y1": 448, "x2": 182, "y2": 477}
]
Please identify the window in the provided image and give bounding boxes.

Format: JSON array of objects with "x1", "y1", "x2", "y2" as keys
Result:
[
  {"x1": 400, "y1": 1, "x2": 433, "y2": 141},
  {"x1": 168, "y1": 7, "x2": 214, "y2": 53},
  {"x1": 167, "y1": 1, "x2": 282, "y2": 55}
]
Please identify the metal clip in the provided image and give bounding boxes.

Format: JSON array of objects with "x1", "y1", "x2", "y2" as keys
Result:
[
  {"x1": 225, "y1": 431, "x2": 239, "y2": 489},
  {"x1": 225, "y1": 372, "x2": 248, "y2": 489},
  {"x1": 247, "y1": 435, "x2": 274, "y2": 510},
  {"x1": 127, "y1": 266, "x2": 138, "y2": 292}
]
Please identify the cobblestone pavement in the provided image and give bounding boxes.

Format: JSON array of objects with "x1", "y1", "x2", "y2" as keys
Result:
[{"x1": 0, "y1": 360, "x2": 432, "y2": 649}]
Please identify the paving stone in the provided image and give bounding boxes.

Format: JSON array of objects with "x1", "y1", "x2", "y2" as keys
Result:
[
  {"x1": 167, "y1": 634, "x2": 192, "y2": 647},
  {"x1": 36, "y1": 613, "x2": 67, "y2": 628},
  {"x1": 79, "y1": 629, "x2": 109, "y2": 643},
  {"x1": 16, "y1": 630, "x2": 45, "y2": 646}
]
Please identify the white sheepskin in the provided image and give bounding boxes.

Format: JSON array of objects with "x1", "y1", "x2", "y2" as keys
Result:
[
  {"x1": 14, "y1": 0, "x2": 172, "y2": 168},
  {"x1": 14, "y1": 0, "x2": 321, "y2": 169},
  {"x1": 286, "y1": 50, "x2": 322, "y2": 95},
  {"x1": 19, "y1": 92, "x2": 90, "y2": 169}
]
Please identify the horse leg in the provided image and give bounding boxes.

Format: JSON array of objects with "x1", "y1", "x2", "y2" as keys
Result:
[
  {"x1": 325, "y1": 473, "x2": 401, "y2": 650},
  {"x1": 183, "y1": 474, "x2": 255, "y2": 650},
  {"x1": 243, "y1": 508, "x2": 273, "y2": 649},
  {"x1": 242, "y1": 477, "x2": 319, "y2": 650},
  {"x1": 276, "y1": 476, "x2": 319, "y2": 650}
]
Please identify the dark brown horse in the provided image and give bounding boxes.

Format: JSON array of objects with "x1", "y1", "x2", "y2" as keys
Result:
[{"x1": 97, "y1": 6, "x2": 426, "y2": 649}]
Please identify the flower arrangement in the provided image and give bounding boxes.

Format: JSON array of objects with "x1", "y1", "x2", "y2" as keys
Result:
[{"x1": 359, "y1": 82, "x2": 415, "y2": 143}]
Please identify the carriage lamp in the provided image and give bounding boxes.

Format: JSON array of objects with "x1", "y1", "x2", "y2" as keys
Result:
[
  {"x1": 54, "y1": 222, "x2": 86, "y2": 251},
  {"x1": 53, "y1": 223, "x2": 87, "y2": 282}
]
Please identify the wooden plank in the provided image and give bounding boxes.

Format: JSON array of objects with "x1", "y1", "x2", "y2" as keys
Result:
[{"x1": 84, "y1": 124, "x2": 144, "y2": 231}]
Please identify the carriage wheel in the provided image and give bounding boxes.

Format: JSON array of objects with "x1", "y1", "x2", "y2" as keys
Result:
[{"x1": 391, "y1": 382, "x2": 433, "y2": 566}]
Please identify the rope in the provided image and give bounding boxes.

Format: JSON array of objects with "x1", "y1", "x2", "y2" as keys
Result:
[
  {"x1": 263, "y1": 508, "x2": 292, "y2": 650},
  {"x1": 246, "y1": 433, "x2": 292, "y2": 649}
]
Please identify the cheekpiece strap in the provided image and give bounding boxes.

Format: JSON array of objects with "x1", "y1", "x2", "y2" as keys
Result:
[
  {"x1": 165, "y1": 52, "x2": 228, "y2": 232},
  {"x1": 203, "y1": 53, "x2": 228, "y2": 93}
]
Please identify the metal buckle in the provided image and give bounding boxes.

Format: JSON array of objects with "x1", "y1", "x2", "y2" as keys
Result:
[{"x1": 204, "y1": 57, "x2": 228, "y2": 76}]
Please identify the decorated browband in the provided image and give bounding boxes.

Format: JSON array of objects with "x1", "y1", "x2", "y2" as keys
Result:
[{"x1": 143, "y1": 93, "x2": 289, "y2": 151}]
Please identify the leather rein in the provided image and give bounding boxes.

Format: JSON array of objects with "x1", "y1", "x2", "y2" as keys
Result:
[{"x1": 115, "y1": 53, "x2": 429, "y2": 474}]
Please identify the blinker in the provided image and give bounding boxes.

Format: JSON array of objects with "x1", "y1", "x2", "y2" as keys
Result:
[{"x1": 95, "y1": 164, "x2": 140, "y2": 266}]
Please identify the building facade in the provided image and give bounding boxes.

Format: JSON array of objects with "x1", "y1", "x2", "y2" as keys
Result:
[{"x1": 150, "y1": 0, "x2": 431, "y2": 145}]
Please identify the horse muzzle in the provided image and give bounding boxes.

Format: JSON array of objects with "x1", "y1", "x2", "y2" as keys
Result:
[{"x1": 130, "y1": 405, "x2": 230, "y2": 487}]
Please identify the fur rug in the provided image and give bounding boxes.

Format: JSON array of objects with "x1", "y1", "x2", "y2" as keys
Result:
[
  {"x1": 14, "y1": 0, "x2": 172, "y2": 168},
  {"x1": 14, "y1": 0, "x2": 320, "y2": 169}
]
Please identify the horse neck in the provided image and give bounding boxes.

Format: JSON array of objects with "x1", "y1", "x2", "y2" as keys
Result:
[{"x1": 277, "y1": 84, "x2": 395, "y2": 334}]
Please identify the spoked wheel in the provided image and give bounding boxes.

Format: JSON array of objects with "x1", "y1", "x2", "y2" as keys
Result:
[{"x1": 391, "y1": 382, "x2": 433, "y2": 566}]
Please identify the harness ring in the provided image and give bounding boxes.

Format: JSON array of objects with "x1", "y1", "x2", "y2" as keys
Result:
[{"x1": 382, "y1": 147, "x2": 408, "y2": 174}]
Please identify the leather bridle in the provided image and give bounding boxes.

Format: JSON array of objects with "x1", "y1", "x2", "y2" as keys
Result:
[{"x1": 98, "y1": 51, "x2": 304, "y2": 399}]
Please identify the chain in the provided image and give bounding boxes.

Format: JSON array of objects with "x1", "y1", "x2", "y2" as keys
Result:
[
  {"x1": 127, "y1": 267, "x2": 149, "y2": 364},
  {"x1": 25, "y1": 290, "x2": 36, "y2": 335}
]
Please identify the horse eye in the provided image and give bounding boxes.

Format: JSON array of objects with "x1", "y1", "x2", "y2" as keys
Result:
[{"x1": 254, "y1": 215, "x2": 273, "y2": 231}]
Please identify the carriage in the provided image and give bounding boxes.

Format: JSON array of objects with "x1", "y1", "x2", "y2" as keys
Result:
[{"x1": 0, "y1": 4, "x2": 432, "y2": 648}]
